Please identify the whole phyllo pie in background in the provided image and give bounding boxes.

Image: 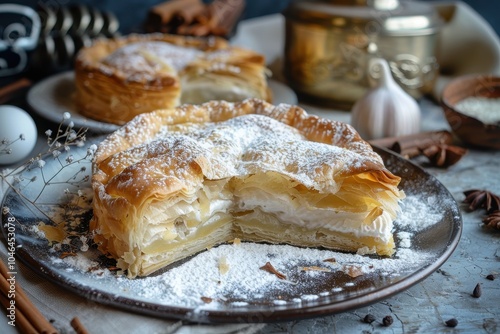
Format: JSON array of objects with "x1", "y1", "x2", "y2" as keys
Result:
[
  {"x1": 90, "y1": 98, "x2": 404, "y2": 278},
  {"x1": 74, "y1": 33, "x2": 270, "y2": 125}
]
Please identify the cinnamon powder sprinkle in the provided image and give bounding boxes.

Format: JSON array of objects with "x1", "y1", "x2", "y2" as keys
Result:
[
  {"x1": 323, "y1": 258, "x2": 337, "y2": 263},
  {"x1": 60, "y1": 252, "x2": 77, "y2": 259},
  {"x1": 201, "y1": 296, "x2": 213, "y2": 304},
  {"x1": 87, "y1": 265, "x2": 101, "y2": 272},
  {"x1": 260, "y1": 262, "x2": 286, "y2": 280}
]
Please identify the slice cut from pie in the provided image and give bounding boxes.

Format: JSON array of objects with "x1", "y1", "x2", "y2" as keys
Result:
[{"x1": 90, "y1": 98, "x2": 404, "y2": 278}]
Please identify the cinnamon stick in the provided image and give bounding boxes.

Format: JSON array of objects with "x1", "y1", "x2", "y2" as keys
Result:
[
  {"x1": 0, "y1": 292, "x2": 38, "y2": 334},
  {"x1": 0, "y1": 259, "x2": 58, "y2": 334},
  {"x1": 71, "y1": 316, "x2": 90, "y2": 334},
  {"x1": 144, "y1": 0, "x2": 244, "y2": 37},
  {"x1": 178, "y1": 2, "x2": 208, "y2": 25},
  {"x1": 148, "y1": 0, "x2": 201, "y2": 24},
  {"x1": 177, "y1": 23, "x2": 211, "y2": 37},
  {"x1": 369, "y1": 130, "x2": 453, "y2": 158},
  {"x1": 369, "y1": 130, "x2": 467, "y2": 167},
  {"x1": 0, "y1": 78, "x2": 32, "y2": 104},
  {"x1": 207, "y1": 0, "x2": 245, "y2": 36},
  {"x1": 394, "y1": 131, "x2": 453, "y2": 157},
  {"x1": 145, "y1": 0, "x2": 204, "y2": 33}
]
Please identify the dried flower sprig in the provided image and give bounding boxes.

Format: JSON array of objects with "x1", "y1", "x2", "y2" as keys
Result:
[
  {"x1": 1, "y1": 113, "x2": 95, "y2": 251},
  {"x1": 0, "y1": 134, "x2": 26, "y2": 156}
]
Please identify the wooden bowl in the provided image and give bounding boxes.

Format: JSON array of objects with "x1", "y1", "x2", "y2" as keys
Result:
[
  {"x1": 441, "y1": 75, "x2": 500, "y2": 150},
  {"x1": 441, "y1": 75, "x2": 500, "y2": 149}
]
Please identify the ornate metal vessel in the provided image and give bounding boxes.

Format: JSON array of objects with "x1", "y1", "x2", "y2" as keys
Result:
[{"x1": 283, "y1": 0, "x2": 443, "y2": 109}]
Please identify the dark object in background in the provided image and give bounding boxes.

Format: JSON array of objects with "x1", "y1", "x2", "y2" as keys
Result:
[
  {"x1": 144, "y1": 0, "x2": 245, "y2": 38},
  {"x1": 30, "y1": 3, "x2": 120, "y2": 79},
  {"x1": 0, "y1": 4, "x2": 40, "y2": 79},
  {"x1": 0, "y1": 3, "x2": 120, "y2": 98},
  {"x1": 382, "y1": 315, "x2": 394, "y2": 327},
  {"x1": 362, "y1": 314, "x2": 376, "y2": 324},
  {"x1": 445, "y1": 318, "x2": 458, "y2": 328}
]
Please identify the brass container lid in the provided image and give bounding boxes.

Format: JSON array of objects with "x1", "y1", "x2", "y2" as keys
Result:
[{"x1": 284, "y1": 0, "x2": 443, "y2": 36}]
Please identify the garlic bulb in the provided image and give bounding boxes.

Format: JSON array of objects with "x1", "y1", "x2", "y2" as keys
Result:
[{"x1": 351, "y1": 58, "x2": 421, "y2": 140}]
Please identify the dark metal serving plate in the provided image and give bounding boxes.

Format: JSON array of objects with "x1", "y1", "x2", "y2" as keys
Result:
[{"x1": 1, "y1": 145, "x2": 462, "y2": 323}]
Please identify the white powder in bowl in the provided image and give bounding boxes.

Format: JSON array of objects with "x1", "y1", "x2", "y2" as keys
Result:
[{"x1": 455, "y1": 97, "x2": 500, "y2": 124}]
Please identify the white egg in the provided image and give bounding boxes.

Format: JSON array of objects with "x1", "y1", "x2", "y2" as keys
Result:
[{"x1": 0, "y1": 105, "x2": 38, "y2": 165}]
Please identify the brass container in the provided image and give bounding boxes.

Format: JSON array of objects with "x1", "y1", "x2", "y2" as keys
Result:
[{"x1": 283, "y1": 0, "x2": 443, "y2": 109}]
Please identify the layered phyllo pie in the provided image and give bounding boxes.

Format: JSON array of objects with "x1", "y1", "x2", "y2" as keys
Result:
[
  {"x1": 75, "y1": 33, "x2": 270, "y2": 125},
  {"x1": 90, "y1": 99, "x2": 404, "y2": 277}
]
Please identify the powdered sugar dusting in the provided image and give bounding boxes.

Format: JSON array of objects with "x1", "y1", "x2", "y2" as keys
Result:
[
  {"x1": 46, "y1": 190, "x2": 442, "y2": 310},
  {"x1": 102, "y1": 114, "x2": 377, "y2": 193},
  {"x1": 114, "y1": 241, "x2": 433, "y2": 309},
  {"x1": 102, "y1": 41, "x2": 202, "y2": 81},
  {"x1": 396, "y1": 195, "x2": 444, "y2": 232}
]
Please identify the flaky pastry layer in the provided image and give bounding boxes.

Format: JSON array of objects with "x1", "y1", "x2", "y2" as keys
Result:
[
  {"x1": 91, "y1": 99, "x2": 404, "y2": 277},
  {"x1": 75, "y1": 33, "x2": 270, "y2": 125}
]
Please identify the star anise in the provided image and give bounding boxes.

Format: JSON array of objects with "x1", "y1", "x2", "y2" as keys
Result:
[
  {"x1": 483, "y1": 210, "x2": 500, "y2": 230},
  {"x1": 463, "y1": 189, "x2": 500, "y2": 213},
  {"x1": 422, "y1": 144, "x2": 467, "y2": 168}
]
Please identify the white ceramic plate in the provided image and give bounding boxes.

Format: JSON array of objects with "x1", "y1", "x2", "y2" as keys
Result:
[{"x1": 27, "y1": 71, "x2": 298, "y2": 133}]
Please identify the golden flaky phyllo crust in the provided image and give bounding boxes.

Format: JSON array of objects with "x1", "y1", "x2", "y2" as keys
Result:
[
  {"x1": 75, "y1": 33, "x2": 270, "y2": 125},
  {"x1": 91, "y1": 99, "x2": 404, "y2": 278}
]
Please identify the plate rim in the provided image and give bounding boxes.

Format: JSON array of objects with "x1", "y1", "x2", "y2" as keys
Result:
[
  {"x1": 0, "y1": 145, "x2": 462, "y2": 323},
  {"x1": 27, "y1": 71, "x2": 120, "y2": 133},
  {"x1": 26, "y1": 71, "x2": 298, "y2": 134}
]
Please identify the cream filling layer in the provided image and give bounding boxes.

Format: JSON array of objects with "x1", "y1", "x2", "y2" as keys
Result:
[
  {"x1": 138, "y1": 181, "x2": 393, "y2": 257},
  {"x1": 140, "y1": 179, "x2": 233, "y2": 251},
  {"x1": 180, "y1": 79, "x2": 261, "y2": 105},
  {"x1": 233, "y1": 187, "x2": 393, "y2": 243}
]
